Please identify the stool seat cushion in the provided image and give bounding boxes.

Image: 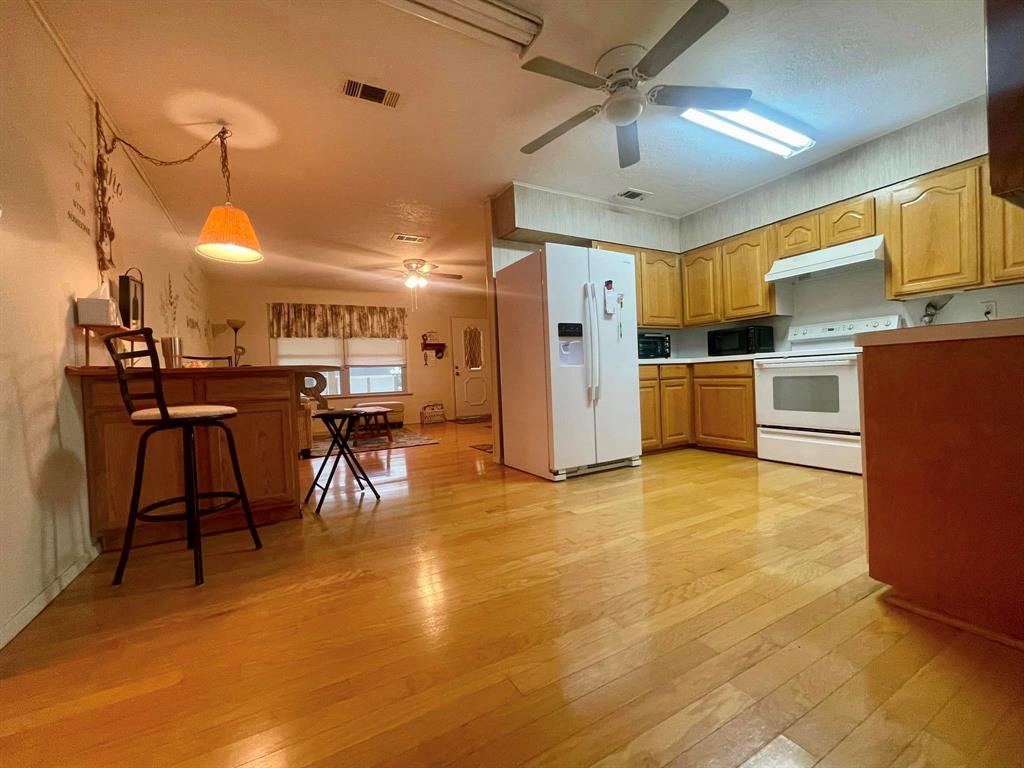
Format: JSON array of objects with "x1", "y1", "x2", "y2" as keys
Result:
[{"x1": 130, "y1": 404, "x2": 238, "y2": 422}]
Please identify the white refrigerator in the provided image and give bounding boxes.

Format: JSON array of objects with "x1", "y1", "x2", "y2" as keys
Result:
[{"x1": 496, "y1": 243, "x2": 642, "y2": 481}]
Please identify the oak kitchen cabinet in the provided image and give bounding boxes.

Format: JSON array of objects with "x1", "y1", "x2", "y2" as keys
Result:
[
  {"x1": 638, "y1": 364, "x2": 692, "y2": 452},
  {"x1": 693, "y1": 361, "x2": 756, "y2": 454},
  {"x1": 593, "y1": 242, "x2": 683, "y2": 328},
  {"x1": 773, "y1": 196, "x2": 876, "y2": 259},
  {"x1": 682, "y1": 246, "x2": 722, "y2": 326},
  {"x1": 982, "y1": 160, "x2": 1024, "y2": 284},
  {"x1": 638, "y1": 365, "x2": 661, "y2": 451},
  {"x1": 881, "y1": 162, "x2": 983, "y2": 297},
  {"x1": 720, "y1": 229, "x2": 775, "y2": 320}
]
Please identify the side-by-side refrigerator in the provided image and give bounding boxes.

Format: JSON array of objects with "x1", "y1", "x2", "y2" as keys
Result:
[{"x1": 496, "y1": 243, "x2": 642, "y2": 481}]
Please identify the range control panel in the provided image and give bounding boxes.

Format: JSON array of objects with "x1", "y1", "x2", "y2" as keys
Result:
[{"x1": 789, "y1": 314, "x2": 902, "y2": 342}]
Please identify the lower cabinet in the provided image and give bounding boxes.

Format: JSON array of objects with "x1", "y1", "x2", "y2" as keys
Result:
[
  {"x1": 639, "y1": 375, "x2": 662, "y2": 451},
  {"x1": 659, "y1": 376, "x2": 692, "y2": 447},
  {"x1": 693, "y1": 363, "x2": 756, "y2": 454}
]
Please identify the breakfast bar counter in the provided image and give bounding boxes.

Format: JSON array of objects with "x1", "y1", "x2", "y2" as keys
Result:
[
  {"x1": 67, "y1": 365, "x2": 334, "y2": 551},
  {"x1": 856, "y1": 318, "x2": 1024, "y2": 644}
]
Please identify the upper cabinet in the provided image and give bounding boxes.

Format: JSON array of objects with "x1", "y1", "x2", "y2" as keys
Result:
[
  {"x1": 982, "y1": 161, "x2": 1024, "y2": 284},
  {"x1": 682, "y1": 246, "x2": 722, "y2": 326},
  {"x1": 720, "y1": 230, "x2": 774, "y2": 320},
  {"x1": 882, "y1": 163, "x2": 982, "y2": 298},
  {"x1": 638, "y1": 250, "x2": 683, "y2": 327},
  {"x1": 775, "y1": 213, "x2": 820, "y2": 259},
  {"x1": 819, "y1": 196, "x2": 876, "y2": 247},
  {"x1": 593, "y1": 242, "x2": 683, "y2": 328}
]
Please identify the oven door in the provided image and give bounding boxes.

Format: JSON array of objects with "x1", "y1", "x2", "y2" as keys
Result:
[{"x1": 754, "y1": 354, "x2": 861, "y2": 433}]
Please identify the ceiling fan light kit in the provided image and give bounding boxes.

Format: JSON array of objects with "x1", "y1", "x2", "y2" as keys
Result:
[{"x1": 517, "y1": 0, "x2": 805, "y2": 169}]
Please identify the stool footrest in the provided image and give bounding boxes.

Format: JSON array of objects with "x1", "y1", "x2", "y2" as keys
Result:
[{"x1": 137, "y1": 491, "x2": 242, "y2": 523}]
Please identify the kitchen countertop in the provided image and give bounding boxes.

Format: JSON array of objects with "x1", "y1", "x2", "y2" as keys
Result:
[{"x1": 855, "y1": 317, "x2": 1024, "y2": 347}]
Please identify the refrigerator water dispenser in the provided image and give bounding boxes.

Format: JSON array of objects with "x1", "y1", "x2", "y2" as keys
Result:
[{"x1": 558, "y1": 340, "x2": 584, "y2": 367}]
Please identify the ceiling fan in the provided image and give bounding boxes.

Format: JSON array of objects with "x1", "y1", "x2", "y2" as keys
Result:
[
  {"x1": 392, "y1": 258, "x2": 464, "y2": 288},
  {"x1": 519, "y1": 0, "x2": 752, "y2": 168}
]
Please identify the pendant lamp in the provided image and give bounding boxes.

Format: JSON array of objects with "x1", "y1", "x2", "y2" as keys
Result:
[{"x1": 194, "y1": 129, "x2": 263, "y2": 263}]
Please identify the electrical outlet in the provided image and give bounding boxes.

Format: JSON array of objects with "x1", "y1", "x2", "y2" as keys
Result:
[{"x1": 982, "y1": 300, "x2": 997, "y2": 319}]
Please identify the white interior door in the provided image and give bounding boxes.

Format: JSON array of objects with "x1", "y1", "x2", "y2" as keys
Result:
[{"x1": 451, "y1": 317, "x2": 491, "y2": 419}]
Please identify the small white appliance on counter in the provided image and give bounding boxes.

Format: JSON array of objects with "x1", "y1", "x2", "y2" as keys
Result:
[
  {"x1": 754, "y1": 314, "x2": 901, "y2": 474},
  {"x1": 495, "y1": 243, "x2": 642, "y2": 481}
]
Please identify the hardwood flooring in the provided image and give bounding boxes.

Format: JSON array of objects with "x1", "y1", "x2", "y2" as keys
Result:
[{"x1": 1, "y1": 422, "x2": 1021, "y2": 767}]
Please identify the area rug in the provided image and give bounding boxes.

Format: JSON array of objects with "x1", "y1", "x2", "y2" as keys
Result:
[
  {"x1": 470, "y1": 444, "x2": 493, "y2": 454},
  {"x1": 308, "y1": 428, "x2": 438, "y2": 457},
  {"x1": 455, "y1": 415, "x2": 492, "y2": 424}
]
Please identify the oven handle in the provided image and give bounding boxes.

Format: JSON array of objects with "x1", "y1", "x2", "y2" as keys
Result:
[{"x1": 756, "y1": 358, "x2": 858, "y2": 369}]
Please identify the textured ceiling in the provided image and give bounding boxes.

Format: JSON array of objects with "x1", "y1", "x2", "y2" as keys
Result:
[{"x1": 40, "y1": 0, "x2": 986, "y2": 290}]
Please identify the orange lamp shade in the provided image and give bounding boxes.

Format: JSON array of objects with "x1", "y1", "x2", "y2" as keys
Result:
[{"x1": 194, "y1": 203, "x2": 263, "y2": 263}]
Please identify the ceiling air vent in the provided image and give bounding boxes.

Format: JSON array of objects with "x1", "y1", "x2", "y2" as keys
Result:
[
  {"x1": 392, "y1": 233, "x2": 428, "y2": 244},
  {"x1": 341, "y1": 79, "x2": 400, "y2": 108},
  {"x1": 616, "y1": 188, "x2": 652, "y2": 202}
]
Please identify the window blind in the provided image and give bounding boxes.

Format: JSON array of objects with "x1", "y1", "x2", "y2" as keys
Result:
[{"x1": 344, "y1": 337, "x2": 406, "y2": 366}]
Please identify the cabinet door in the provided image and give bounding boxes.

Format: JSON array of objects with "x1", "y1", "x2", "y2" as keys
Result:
[
  {"x1": 819, "y1": 196, "x2": 876, "y2": 247},
  {"x1": 982, "y1": 162, "x2": 1024, "y2": 284},
  {"x1": 694, "y1": 377, "x2": 756, "y2": 453},
  {"x1": 774, "y1": 214, "x2": 820, "y2": 259},
  {"x1": 682, "y1": 246, "x2": 722, "y2": 326},
  {"x1": 659, "y1": 376, "x2": 692, "y2": 448},
  {"x1": 884, "y1": 164, "x2": 982, "y2": 297},
  {"x1": 721, "y1": 230, "x2": 773, "y2": 320},
  {"x1": 639, "y1": 250, "x2": 683, "y2": 327},
  {"x1": 639, "y1": 379, "x2": 661, "y2": 451}
]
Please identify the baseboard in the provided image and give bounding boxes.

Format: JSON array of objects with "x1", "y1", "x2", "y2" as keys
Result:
[{"x1": 1, "y1": 546, "x2": 99, "y2": 649}]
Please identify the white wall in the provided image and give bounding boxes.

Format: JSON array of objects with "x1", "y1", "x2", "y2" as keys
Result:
[
  {"x1": 0, "y1": 1, "x2": 213, "y2": 647},
  {"x1": 206, "y1": 281, "x2": 488, "y2": 423}
]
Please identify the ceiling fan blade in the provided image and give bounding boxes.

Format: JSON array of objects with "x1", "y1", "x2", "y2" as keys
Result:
[
  {"x1": 521, "y1": 106, "x2": 602, "y2": 154},
  {"x1": 635, "y1": 0, "x2": 730, "y2": 79},
  {"x1": 648, "y1": 84, "x2": 751, "y2": 110},
  {"x1": 521, "y1": 57, "x2": 607, "y2": 89},
  {"x1": 429, "y1": 272, "x2": 463, "y2": 280},
  {"x1": 616, "y1": 122, "x2": 640, "y2": 168}
]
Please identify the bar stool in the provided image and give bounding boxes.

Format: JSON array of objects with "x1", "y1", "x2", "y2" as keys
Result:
[
  {"x1": 304, "y1": 409, "x2": 380, "y2": 515},
  {"x1": 102, "y1": 328, "x2": 262, "y2": 586}
]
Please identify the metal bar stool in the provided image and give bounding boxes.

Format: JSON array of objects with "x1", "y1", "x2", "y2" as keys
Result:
[
  {"x1": 304, "y1": 409, "x2": 381, "y2": 515},
  {"x1": 102, "y1": 328, "x2": 262, "y2": 586}
]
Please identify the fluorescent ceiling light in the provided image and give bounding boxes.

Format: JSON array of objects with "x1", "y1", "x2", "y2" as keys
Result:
[
  {"x1": 376, "y1": 0, "x2": 541, "y2": 53},
  {"x1": 681, "y1": 108, "x2": 815, "y2": 158}
]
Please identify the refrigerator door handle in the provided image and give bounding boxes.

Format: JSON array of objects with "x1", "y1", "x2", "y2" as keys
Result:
[
  {"x1": 583, "y1": 283, "x2": 593, "y2": 401},
  {"x1": 589, "y1": 282, "x2": 601, "y2": 400}
]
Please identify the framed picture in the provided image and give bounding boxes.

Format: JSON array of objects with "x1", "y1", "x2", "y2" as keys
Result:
[{"x1": 118, "y1": 269, "x2": 144, "y2": 330}]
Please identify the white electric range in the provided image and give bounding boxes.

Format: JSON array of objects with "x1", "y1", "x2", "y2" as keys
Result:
[{"x1": 754, "y1": 314, "x2": 901, "y2": 473}]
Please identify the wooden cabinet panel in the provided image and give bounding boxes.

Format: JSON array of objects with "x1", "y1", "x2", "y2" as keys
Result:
[
  {"x1": 693, "y1": 360, "x2": 753, "y2": 378},
  {"x1": 639, "y1": 379, "x2": 661, "y2": 452},
  {"x1": 638, "y1": 250, "x2": 683, "y2": 327},
  {"x1": 721, "y1": 230, "x2": 773, "y2": 320},
  {"x1": 638, "y1": 364, "x2": 660, "y2": 381},
  {"x1": 694, "y1": 377, "x2": 756, "y2": 453},
  {"x1": 659, "y1": 377, "x2": 692, "y2": 448},
  {"x1": 682, "y1": 245, "x2": 722, "y2": 326},
  {"x1": 819, "y1": 196, "x2": 876, "y2": 247},
  {"x1": 982, "y1": 161, "x2": 1024, "y2": 284},
  {"x1": 774, "y1": 214, "x2": 820, "y2": 259},
  {"x1": 659, "y1": 364, "x2": 690, "y2": 380},
  {"x1": 884, "y1": 164, "x2": 982, "y2": 297}
]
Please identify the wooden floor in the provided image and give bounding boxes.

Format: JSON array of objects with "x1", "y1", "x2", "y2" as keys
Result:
[{"x1": 2, "y1": 422, "x2": 1021, "y2": 768}]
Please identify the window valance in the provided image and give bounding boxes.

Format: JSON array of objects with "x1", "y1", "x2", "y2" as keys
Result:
[{"x1": 267, "y1": 303, "x2": 407, "y2": 339}]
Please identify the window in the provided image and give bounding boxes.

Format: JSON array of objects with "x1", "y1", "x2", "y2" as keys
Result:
[
  {"x1": 273, "y1": 338, "x2": 343, "y2": 395},
  {"x1": 345, "y1": 338, "x2": 407, "y2": 395}
]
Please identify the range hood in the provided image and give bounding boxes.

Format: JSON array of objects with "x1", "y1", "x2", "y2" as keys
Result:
[{"x1": 764, "y1": 235, "x2": 885, "y2": 283}]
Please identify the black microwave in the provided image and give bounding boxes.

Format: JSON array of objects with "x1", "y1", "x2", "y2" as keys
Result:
[
  {"x1": 638, "y1": 332, "x2": 671, "y2": 359},
  {"x1": 707, "y1": 326, "x2": 774, "y2": 356}
]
